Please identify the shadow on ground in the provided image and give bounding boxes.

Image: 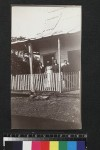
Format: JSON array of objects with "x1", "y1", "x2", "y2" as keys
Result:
[{"x1": 12, "y1": 115, "x2": 81, "y2": 130}]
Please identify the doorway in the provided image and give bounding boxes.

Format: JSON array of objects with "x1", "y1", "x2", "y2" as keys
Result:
[{"x1": 43, "y1": 53, "x2": 55, "y2": 67}]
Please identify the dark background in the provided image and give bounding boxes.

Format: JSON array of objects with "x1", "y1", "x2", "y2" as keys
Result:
[{"x1": 0, "y1": 0, "x2": 100, "y2": 149}]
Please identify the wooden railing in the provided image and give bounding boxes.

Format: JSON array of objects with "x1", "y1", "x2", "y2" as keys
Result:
[{"x1": 11, "y1": 71, "x2": 80, "y2": 92}]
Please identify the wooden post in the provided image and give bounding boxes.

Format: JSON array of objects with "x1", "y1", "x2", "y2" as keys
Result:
[
  {"x1": 28, "y1": 43, "x2": 35, "y2": 93},
  {"x1": 79, "y1": 71, "x2": 81, "y2": 89},
  {"x1": 58, "y1": 38, "x2": 61, "y2": 93}
]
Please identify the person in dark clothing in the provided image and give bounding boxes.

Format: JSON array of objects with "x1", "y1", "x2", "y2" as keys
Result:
[
  {"x1": 52, "y1": 59, "x2": 59, "y2": 73},
  {"x1": 61, "y1": 60, "x2": 70, "y2": 73},
  {"x1": 33, "y1": 59, "x2": 40, "y2": 74},
  {"x1": 38, "y1": 62, "x2": 45, "y2": 74},
  {"x1": 61, "y1": 60, "x2": 70, "y2": 89}
]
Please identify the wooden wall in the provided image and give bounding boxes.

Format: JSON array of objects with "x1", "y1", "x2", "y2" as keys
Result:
[{"x1": 37, "y1": 32, "x2": 81, "y2": 65}]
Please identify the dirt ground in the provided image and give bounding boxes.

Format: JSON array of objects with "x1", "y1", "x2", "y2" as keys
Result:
[{"x1": 11, "y1": 92, "x2": 81, "y2": 129}]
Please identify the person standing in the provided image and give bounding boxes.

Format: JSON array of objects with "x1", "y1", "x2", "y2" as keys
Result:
[
  {"x1": 52, "y1": 59, "x2": 59, "y2": 73},
  {"x1": 61, "y1": 60, "x2": 70, "y2": 90},
  {"x1": 45, "y1": 61, "x2": 52, "y2": 88},
  {"x1": 61, "y1": 60, "x2": 70, "y2": 73},
  {"x1": 52, "y1": 59, "x2": 59, "y2": 90},
  {"x1": 38, "y1": 62, "x2": 45, "y2": 74}
]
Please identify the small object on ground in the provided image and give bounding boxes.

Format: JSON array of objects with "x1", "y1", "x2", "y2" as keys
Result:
[
  {"x1": 29, "y1": 93, "x2": 37, "y2": 100},
  {"x1": 34, "y1": 95, "x2": 49, "y2": 100}
]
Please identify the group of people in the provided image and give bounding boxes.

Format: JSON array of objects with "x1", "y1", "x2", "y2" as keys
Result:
[
  {"x1": 36, "y1": 58, "x2": 71, "y2": 74},
  {"x1": 35, "y1": 58, "x2": 71, "y2": 88}
]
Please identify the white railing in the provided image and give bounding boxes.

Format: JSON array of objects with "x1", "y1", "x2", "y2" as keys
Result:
[{"x1": 11, "y1": 71, "x2": 80, "y2": 92}]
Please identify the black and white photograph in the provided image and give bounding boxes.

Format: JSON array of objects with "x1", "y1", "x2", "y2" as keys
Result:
[{"x1": 11, "y1": 5, "x2": 82, "y2": 129}]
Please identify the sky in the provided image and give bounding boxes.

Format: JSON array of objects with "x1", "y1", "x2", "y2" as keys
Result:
[{"x1": 11, "y1": 6, "x2": 81, "y2": 39}]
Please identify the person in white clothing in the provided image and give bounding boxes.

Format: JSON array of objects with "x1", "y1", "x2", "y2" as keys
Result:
[{"x1": 45, "y1": 61, "x2": 52, "y2": 88}]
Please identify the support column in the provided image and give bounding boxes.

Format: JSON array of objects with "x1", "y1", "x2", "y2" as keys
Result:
[
  {"x1": 79, "y1": 70, "x2": 81, "y2": 90},
  {"x1": 28, "y1": 43, "x2": 35, "y2": 93},
  {"x1": 58, "y1": 38, "x2": 61, "y2": 93}
]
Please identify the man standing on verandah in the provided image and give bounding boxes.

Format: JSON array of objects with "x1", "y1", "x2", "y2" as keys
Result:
[
  {"x1": 61, "y1": 60, "x2": 70, "y2": 73},
  {"x1": 61, "y1": 60, "x2": 70, "y2": 90},
  {"x1": 52, "y1": 59, "x2": 59, "y2": 73}
]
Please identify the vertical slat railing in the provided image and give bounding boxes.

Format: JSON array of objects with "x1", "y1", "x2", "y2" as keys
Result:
[{"x1": 11, "y1": 71, "x2": 80, "y2": 92}]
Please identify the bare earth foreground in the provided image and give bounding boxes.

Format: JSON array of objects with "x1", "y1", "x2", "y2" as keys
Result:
[{"x1": 11, "y1": 91, "x2": 81, "y2": 129}]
